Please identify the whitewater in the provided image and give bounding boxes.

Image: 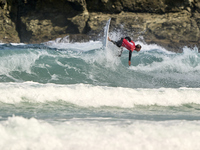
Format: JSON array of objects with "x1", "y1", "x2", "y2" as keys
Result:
[{"x1": 0, "y1": 32, "x2": 200, "y2": 149}]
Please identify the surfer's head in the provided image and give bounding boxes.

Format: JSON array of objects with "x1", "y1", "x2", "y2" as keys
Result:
[{"x1": 135, "y1": 44, "x2": 141, "y2": 52}]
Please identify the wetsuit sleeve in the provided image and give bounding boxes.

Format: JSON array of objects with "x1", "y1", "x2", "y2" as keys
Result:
[{"x1": 129, "y1": 50, "x2": 132, "y2": 61}]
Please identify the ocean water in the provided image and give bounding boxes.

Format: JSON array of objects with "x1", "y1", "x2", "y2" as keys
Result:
[{"x1": 0, "y1": 36, "x2": 200, "y2": 150}]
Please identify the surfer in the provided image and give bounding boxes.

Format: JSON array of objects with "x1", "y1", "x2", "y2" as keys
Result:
[{"x1": 108, "y1": 37, "x2": 141, "y2": 66}]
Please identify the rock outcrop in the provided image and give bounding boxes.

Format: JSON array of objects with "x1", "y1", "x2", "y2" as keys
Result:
[
  {"x1": 0, "y1": 0, "x2": 20, "y2": 42},
  {"x1": 0, "y1": 0, "x2": 199, "y2": 52}
]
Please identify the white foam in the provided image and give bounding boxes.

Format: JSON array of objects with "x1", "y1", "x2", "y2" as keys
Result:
[
  {"x1": 46, "y1": 40, "x2": 102, "y2": 52},
  {"x1": 130, "y1": 46, "x2": 200, "y2": 79},
  {"x1": 10, "y1": 43, "x2": 27, "y2": 46},
  {"x1": 1, "y1": 82, "x2": 200, "y2": 107},
  {"x1": 0, "y1": 50, "x2": 51, "y2": 76},
  {"x1": 45, "y1": 32, "x2": 172, "y2": 54},
  {"x1": 1, "y1": 116, "x2": 200, "y2": 150}
]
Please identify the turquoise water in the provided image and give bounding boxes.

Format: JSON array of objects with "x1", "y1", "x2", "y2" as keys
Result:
[
  {"x1": 1, "y1": 42, "x2": 200, "y2": 88},
  {"x1": 0, "y1": 41, "x2": 200, "y2": 150}
]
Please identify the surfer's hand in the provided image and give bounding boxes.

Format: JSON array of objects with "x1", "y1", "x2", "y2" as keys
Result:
[
  {"x1": 128, "y1": 61, "x2": 131, "y2": 66},
  {"x1": 108, "y1": 37, "x2": 111, "y2": 41}
]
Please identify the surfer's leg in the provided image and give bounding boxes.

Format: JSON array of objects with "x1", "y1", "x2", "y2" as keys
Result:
[
  {"x1": 116, "y1": 38, "x2": 124, "y2": 47},
  {"x1": 118, "y1": 48, "x2": 123, "y2": 57}
]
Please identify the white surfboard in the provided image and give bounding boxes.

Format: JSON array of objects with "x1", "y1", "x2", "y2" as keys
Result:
[{"x1": 102, "y1": 18, "x2": 111, "y2": 49}]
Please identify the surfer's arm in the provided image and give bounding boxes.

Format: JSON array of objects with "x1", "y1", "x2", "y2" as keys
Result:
[
  {"x1": 128, "y1": 50, "x2": 132, "y2": 66},
  {"x1": 125, "y1": 37, "x2": 131, "y2": 42},
  {"x1": 111, "y1": 40, "x2": 117, "y2": 45},
  {"x1": 108, "y1": 37, "x2": 117, "y2": 45},
  {"x1": 108, "y1": 37, "x2": 124, "y2": 48}
]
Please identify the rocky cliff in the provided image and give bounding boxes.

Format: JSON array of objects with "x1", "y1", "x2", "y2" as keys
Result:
[{"x1": 0, "y1": 0, "x2": 200, "y2": 52}]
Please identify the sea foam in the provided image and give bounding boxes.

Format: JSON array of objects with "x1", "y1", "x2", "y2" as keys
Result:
[
  {"x1": 0, "y1": 82, "x2": 200, "y2": 107},
  {"x1": 0, "y1": 116, "x2": 200, "y2": 150}
]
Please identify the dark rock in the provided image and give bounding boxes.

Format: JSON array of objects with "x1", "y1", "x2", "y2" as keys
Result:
[{"x1": 0, "y1": 0, "x2": 199, "y2": 52}]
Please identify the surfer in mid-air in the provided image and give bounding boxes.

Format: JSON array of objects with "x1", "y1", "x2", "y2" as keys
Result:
[{"x1": 108, "y1": 37, "x2": 141, "y2": 66}]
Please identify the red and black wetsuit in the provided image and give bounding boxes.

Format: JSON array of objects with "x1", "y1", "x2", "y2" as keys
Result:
[{"x1": 110, "y1": 37, "x2": 136, "y2": 61}]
